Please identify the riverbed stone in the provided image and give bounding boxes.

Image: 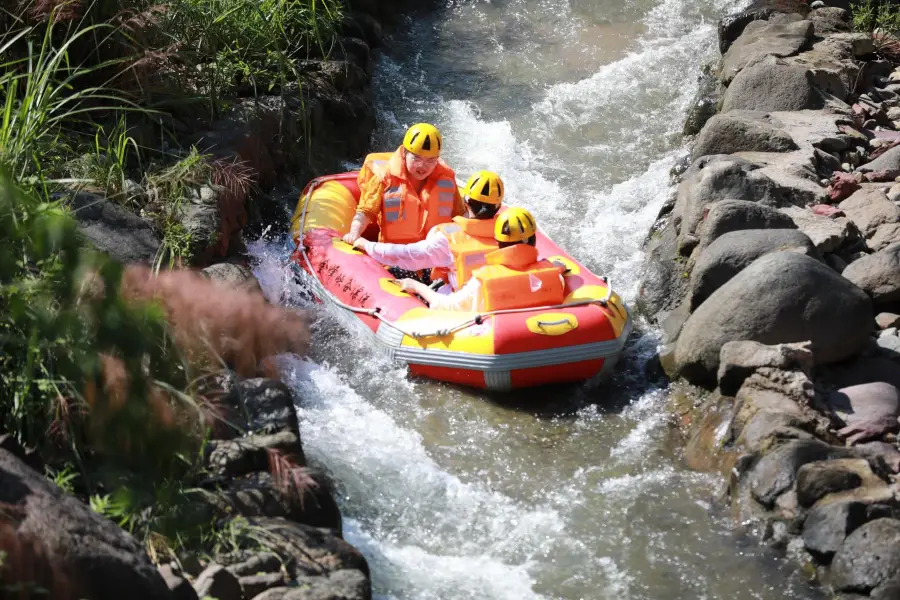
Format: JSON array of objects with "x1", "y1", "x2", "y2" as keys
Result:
[
  {"x1": 194, "y1": 565, "x2": 242, "y2": 600},
  {"x1": 674, "y1": 252, "x2": 873, "y2": 385},
  {"x1": 824, "y1": 382, "x2": 900, "y2": 445},
  {"x1": 159, "y1": 564, "x2": 198, "y2": 600},
  {"x1": 802, "y1": 499, "x2": 868, "y2": 562},
  {"x1": 838, "y1": 189, "x2": 900, "y2": 238},
  {"x1": 780, "y1": 205, "x2": 858, "y2": 254},
  {"x1": 877, "y1": 313, "x2": 900, "y2": 329},
  {"x1": 718, "y1": 1, "x2": 811, "y2": 54},
  {"x1": 858, "y1": 146, "x2": 900, "y2": 178},
  {"x1": 832, "y1": 519, "x2": 900, "y2": 593},
  {"x1": 207, "y1": 431, "x2": 304, "y2": 478},
  {"x1": 842, "y1": 243, "x2": 900, "y2": 309},
  {"x1": 717, "y1": 340, "x2": 813, "y2": 396},
  {"x1": 202, "y1": 262, "x2": 264, "y2": 295},
  {"x1": 869, "y1": 223, "x2": 900, "y2": 252},
  {"x1": 220, "y1": 377, "x2": 299, "y2": 437},
  {"x1": 750, "y1": 439, "x2": 855, "y2": 507},
  {"x1": 737, "y1": 410, "x2": 815, "y2": 452},
  {"x1": 67, "y1": 192, "x2": 162, "y2": 265},
  {"x1": 692, "y1": 112, "x2": 798, "y2": 160},
  {"x1": 722, "y1": 56, "x2": 827, "y2": 113},
  {"x1": 253, "y1": 570, "x2": 369, "y2": 600},
  {"x1": 809, "y1": 6, "x2": 851, "y2": 35},
  {"x1": 720, "y1": 19, "x2": 813, "y2": 84},
  {"x1": 690, "y1": 229, "x2": 818, "y2": 311},
  {"x1": 696, "y1": 201, "x2": 800, "y2": 255},
  {"x1": 239, "y1": 572, "x2": 286, "y2": 598},
  {"x1": 796, "y1": 459, "x2": 875, "y2": 507}
]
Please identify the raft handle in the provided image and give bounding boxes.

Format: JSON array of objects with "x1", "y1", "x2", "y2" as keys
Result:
[{"x1": 536, "y1": 318, "x2": 572, "y2": 327}]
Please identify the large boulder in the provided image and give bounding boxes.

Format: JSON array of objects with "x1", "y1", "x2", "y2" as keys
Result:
[
  {"x1": 749, "y1": 438, "x2": 854, "y2": 506},
  {"x1": 842, "y1": 243, "x2": 900, "y2": 309},
  {"x1": 0, "y1": 449, "x2": 174, "y2": 600},
  {"x1": 67, "y1": 192, "x2": 161, "y2": 265},
  {"x1": 637, "y1": 218, "x2": 690, "y2": 324},
  {"x1": 674, "y1": 252, "x2": 873, "y2": 385},
  {"x1": 717, "y1": 340, "x2": 813, "y2": 396},
  {"x1": 718, "y1": 1, "x2": 811, "y2": 54},
  {"x1": 838, "y1": 189, "x2": 900, "y2": 239},
  {"x1": 689, "y1": 228, "x2": 818, "y2": 310},
  {"x1": 832, "y1": 518, "x2": 900, "y2": 593},
  {"x1": 692, "y1": 112, "x2": 798, "y2": 161},
  {"x1": 809, "y1": 6, "x2": 851, "y2": 36},
  {"x1": 683, "y1": 62, "x2": 724, "y2": 137},
  {"x1": 721, "y1": 56, "x2": 828, "y2": 113},
  {"x1": 802, "y1": 500, "x2": 868, "y2": 562},
  {"x1": 695, "y1": 200, "x2": 798, "y2": 252},
  {"x1": 780, "y1": 205, "x2": 858, "y2": 254},
  {"x1": 720, "y1": 18, "x2": 813, "y2": 84}
]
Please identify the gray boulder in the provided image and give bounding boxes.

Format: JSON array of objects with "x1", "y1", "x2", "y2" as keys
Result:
[
  {"x1": 193, "y1": 565, "x2": 242, "y2": 600},
  {"x1": 689, "y1": 229, "x2": 817, "y2": 310},
  {"x1": 832, "y1": 519, "x2": 900, "y2": 593},
  {"x1": 838, "y1": 189, "x2": 900, "y2": 238},
  {"x1": 67, "y1": 192, "x2": 161, "y2": 265},
  {"x1": 0, "y1": 449, "x2": 174, "y2": 600},
  {"x1": 717, "y1": 340, "x2": 814, "y2": 396},
  {"x1": 720, "y1": 19, "x2": 813, "y2": 84},
  {"x1": 696, "y1": 201, "x2": 799, "y2": 252},
  {"x1": 722, "y1": 56, "x2": 827, "y2": 113},
  {"x1": 802, "y1": 500, "x2": 868, "y2": 562},
  {"x1": 750, "y1": 439, "x2": 854, "y2": 507},
  {"x1": 202, "y1": 262, "x2": 263, "y2": 295},
  {"x1": 692, "y1": 112, "x2": 798, "y2": 161},
  {"x1": 857, "y1": 146, "x2": 900, "y2": 177},
  {"x1": 842, "y1": 243, "x2": 900, "y2": 309},
  {"x1": 717, "y1": 1, "x2": 810, "y2": 54},
  {"x1": 796, "y1": 459, "x2": 877, "y2": 507},
  {"x1": 253, "y1": 570, "x2": 369, "y2": 600},
  {"x1": 780, "y1": 205, "x2": 858, "y2": 254},
  {"x1": 674, "y1": 252, "x2": 873, "y2": 385},
  {"x1": 809, "y1": 7, "x2": 851, "y2": 36}
]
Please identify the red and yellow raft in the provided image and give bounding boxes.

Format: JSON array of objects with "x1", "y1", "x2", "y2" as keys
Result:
[{"x1": 289, "y1": 173, "x2": 633, "y2": 391}]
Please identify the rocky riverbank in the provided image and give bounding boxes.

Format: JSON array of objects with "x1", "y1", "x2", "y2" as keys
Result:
[
  {"x1": 639, "y1": 0, "x2": 900, "y2": 596},
  {"x1": 0, "y1": 0, "x2": 437, "y2": 598}
]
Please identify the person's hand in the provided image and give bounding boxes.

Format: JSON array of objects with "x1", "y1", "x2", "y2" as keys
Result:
[
  {"x1": 398, "y1": 279, "x2": 419, "y2": 293},
  {"x1": 342, "y1": 231, "x2": 360, "y2": 245},
  {"x1": 352, "y1": 238, "x2": 368, "y2": 250}
]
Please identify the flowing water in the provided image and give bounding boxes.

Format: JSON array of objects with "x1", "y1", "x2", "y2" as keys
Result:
[{"x1": 248, "y1": 1, "x2": 830, "y2": 598}]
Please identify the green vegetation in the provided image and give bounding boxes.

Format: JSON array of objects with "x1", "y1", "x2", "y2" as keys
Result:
[
  {"x1": 0, "y1": 0, "x2": 338, "y2": 566},
  {"x1": 852, "y1": 0, "x2": 900, "y2": 34}
]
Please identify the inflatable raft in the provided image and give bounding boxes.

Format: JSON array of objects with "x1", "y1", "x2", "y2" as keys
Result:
[{"x1": 289, "y1": 173, "x2": 633, "y2": 391}]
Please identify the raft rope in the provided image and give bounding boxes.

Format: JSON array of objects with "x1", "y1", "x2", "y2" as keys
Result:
[{"x1": 294, "y1": 176, "x2": 619, "y2": 340}]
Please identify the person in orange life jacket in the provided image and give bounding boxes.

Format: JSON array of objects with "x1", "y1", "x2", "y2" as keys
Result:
[
  {"x1": 341, "y1": 123, "x2": 466, "y2": 252},
  {"x1": 397, "y1": 207, "x2": 566, "y2": 312},
  {"x1": 352, "y1": 170, "x2": 505, "y2": 292}
]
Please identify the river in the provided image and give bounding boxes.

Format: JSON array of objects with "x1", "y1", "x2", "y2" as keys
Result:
[{"x1": 249, "y1": 0, "x2": 829, "y2": 598}]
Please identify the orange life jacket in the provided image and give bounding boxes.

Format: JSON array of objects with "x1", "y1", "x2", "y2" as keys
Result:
[
  {"x1": 430, "y1": 216, "x2": 499, "y2": 290},
  {"x1": 473, "y1": 244, "x2": 566, "y2": 311},
  {"x1": 360, "y1": 148, "x2": 457, "y2": 244}
]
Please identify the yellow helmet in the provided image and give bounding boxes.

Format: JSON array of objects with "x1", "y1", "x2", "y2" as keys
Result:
[
  {"x1": 462, "y1": 170, "x2": 504, "y2": 206},
  {"x1": 402, "y1": 123, "x2": 442, "y2": 158},
  {"x1": 495, "y1": 207, "x2": 537, "y2": 243}
]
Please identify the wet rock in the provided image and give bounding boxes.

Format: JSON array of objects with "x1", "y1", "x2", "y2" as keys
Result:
[
  {"x1": 824, "y1": 382, "x2": 900, "y2": 445},
  {"x1": 720, "y1": 19, "x2": 813, "y2": 84},
  {"x1": 838, "y1": 189, "x2": 900, "y2": 238},
  {"x1": 690, "y1": 229, "x2": 818, "y2": 311},
  {"x1": 737, "y1": 410, "x2": 815, "y2": 452},
  {"x1": 206, "y1": 470, "x2": 341, "y2": 532},
  {"x1": 842, "y1": 243, "x2": 900, "y2": 309},
  {"x1": 248, "y1": 517, "x2": 370, "y2": 580},
  {"x1": 722, "y1": 56, "x2": 828, "y2": 113},
  {"x1": 717, "y1": 340, "x2": 814, "y2": 397},
  {"x1": 692, "y1": 112, "x2": 798, "y2": 159},
  {"x1": 796, "y1": 459, "x2": 874, "y2": 507},
  {"x1": 0, "y1": 449, "x2": 174, "y2": 600},
  {"x1": 674, "y1": 252, "x2": 873, "y2": 385},
  {"x1": 202, "y1": 262, "x2": 264, "y2": 295},
  {"x1": 637, "y1": 219, "x2": 690, "y2": 323},
  {"x1": 159, "y1": 564, "x2": 198, "y2": 600},
  {"x1": 683, "y1": 62, "x2": 723, "y2": 137},
  {"x1": 221, "y1": 378, "x2": 299, "y2": 437},
  {"x1": 179, "y1": 202, "x2": 221, "y2": 266},
  {"x1": 194, "y1": 565, "x2": 242, "y2": 600},
  {"x1": 67, "y1": 192, "x2": 161, "y2": 265},
  {"x1": 240, "y1": 572, "x2": 286, "y2": 598},
  {"x1": 750, "y1": 439, "x2": 855, "y2": 507},
  {"x1": 781, "y1": 206, "x2": 858, "y2": 254},
  {"x1": 695, "y1": 200, "x2": 799, "y2": 253},
  {"x1": 832, "y1": 519, "x2": 900, "y2": 593},
  {"x1": 733, "y1": 372, "x2": 815, "y2": 438},
  {"x1": 207, "y1": 431, "x2": 304, "y2": 478},
  {"x1": 802, "y1": 500, "x2": 868, "y2": 562},
  {"x1": 253, "y1": 570, "x2": 370, "y2": 600}
]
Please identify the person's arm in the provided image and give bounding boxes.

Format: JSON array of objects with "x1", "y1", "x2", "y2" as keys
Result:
[
  {"x1": 342, "y1": 174, "x2": 382, "y2": 243},
  {"x1": 399, "y1": 278, "x2": 480, "y2": 311},
  {"x1": 353, "y1": 228, "x2": 452, "y2": 270}
]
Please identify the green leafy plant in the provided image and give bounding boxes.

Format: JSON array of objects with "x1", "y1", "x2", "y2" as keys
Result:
[{"x1": 853, "y1": 0, "x2": 900, "y2": 34}]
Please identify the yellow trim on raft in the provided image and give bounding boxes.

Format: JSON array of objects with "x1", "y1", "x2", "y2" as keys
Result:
[
  {"x1": 290, "y1": 180, "x2": 357, "y2": 239},
  {"x1": 396, "y1": 307, "x2": 496, "y2": 354},
  {"x1": 563, "y1": 285, "x2": 628, "y2": 338}
]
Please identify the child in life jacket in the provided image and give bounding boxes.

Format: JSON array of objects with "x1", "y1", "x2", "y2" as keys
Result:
[
  {"x1": 353, "y1": 170, "x2": 505, "y2": 292},
  {"x1": 396, "y1": 207, "x2": 566, "y2": 312}
]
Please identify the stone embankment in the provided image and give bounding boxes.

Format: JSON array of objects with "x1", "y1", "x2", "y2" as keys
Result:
[{"x1": 639, "y1": 0, "x2": 900, "y2": 596}]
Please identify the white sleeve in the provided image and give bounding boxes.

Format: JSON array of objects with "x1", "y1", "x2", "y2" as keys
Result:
[
  {"x1": 361, "y1": 228, "x2": 453, "y2": 271},
  {"x1": 426, "y1": 278, "x2": 482, "y2": 312}
]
